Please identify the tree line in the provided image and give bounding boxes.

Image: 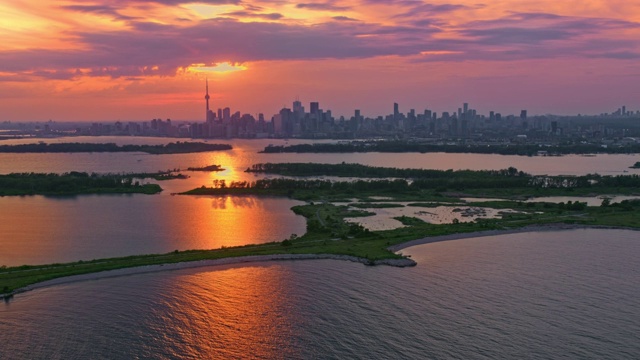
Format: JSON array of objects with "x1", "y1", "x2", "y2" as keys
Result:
[
  {"x1": 261, "y1": 141, "x2": 640, "y2": 155},
  {"x1": 247, "y1": 162, "x2": 526, "y2": 179},
  {"x1": 0, "y1": 172, "x2": 161, "y2": 195},
  {"x1": 246, "y1": 163, "x2": 640, "y2": 190},
  {"x1": 0, "y1": 142, "x2": 232, "y2": 154}
]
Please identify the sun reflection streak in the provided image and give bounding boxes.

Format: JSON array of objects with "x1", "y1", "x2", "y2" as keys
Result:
[{"x1": 145, "y1": 265, "x2": 301, "y2": 358}]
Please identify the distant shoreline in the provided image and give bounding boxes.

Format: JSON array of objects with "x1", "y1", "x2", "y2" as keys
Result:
[
  {"x1": 8, "y1": 224, "x2": 636, "y2": 299},
  {"x1": 389, "y1": 223, "x2": 628, "y2": 252}
]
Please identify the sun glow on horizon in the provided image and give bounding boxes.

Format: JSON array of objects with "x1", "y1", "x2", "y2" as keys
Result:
[{"x1": 187, "y1": 62, "x2": 248, "y2": 74}]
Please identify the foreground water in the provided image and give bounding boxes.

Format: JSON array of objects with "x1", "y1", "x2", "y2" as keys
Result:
[{"x1": 1, "y1": 229, "x2": 638, "y2": 359}]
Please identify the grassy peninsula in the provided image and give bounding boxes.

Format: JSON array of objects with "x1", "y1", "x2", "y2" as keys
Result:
[
  {"x1": 0, "y1": 141, "x2": 231, "y2": 154},
  {"x1": 3, "y1": 163, "x2": 640, "y2": 298}
]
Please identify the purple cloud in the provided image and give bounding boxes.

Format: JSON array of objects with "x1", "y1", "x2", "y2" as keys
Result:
[
  {"x1": 61, "y1": 4, "x2": 139, "y2": 21},
  {"x1": 296, "y1": 2, "x2": 351, "y2": 11},
  {"x1": 332, "y1": 16, "x2": 359, "y2": 22},
  {"x1": 222, "y1": 10, "x2": 284, "y2": 20},
  {"x1": 1, "y1": 6, "x2": 639, "y2": 81},
  {"x1": 393, "y1": 3, "x2": 472, "y2": 18},
  {"x1": 0, "y1": 18, "x2": 430, "y2": 80}
]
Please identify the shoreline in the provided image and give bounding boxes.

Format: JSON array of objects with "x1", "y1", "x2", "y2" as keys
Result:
[
  {"x1": 389, "y1": 223, "x2": 639, "y2": 252},
  {"x1": 389, "y1": 223, "x2": 579, "y2": 252},
  {"x1": 5, "y1": 224, "x2": 637, "y2": 300},
  {"x1": 7, "y1": 254, "x2": 416, "y2": 298}
]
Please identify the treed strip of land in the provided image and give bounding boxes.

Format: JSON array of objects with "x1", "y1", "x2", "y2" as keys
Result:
[
  {"x1": 0, "y1": 142, "x2": 231, "y2": 154},
  {"x1": 260, "y1": 141, "x2": 640, "y2": 155},
  {"x1": 0, "y1": 172, "x2": 162, "y2": 196},
  {"x1": 199, "y1": 163, "x2": 640, "y2": 199}
]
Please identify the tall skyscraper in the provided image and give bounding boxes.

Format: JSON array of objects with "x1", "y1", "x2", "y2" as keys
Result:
[
  {"x1": 394, "y1": 103, "x2": 399, "y2": 117},
  {"x1": 520, "y1": 110, "x2": 527, "y2": 120},
  {"x1": 205, "y1": 78, "x2": 215, "y2": 123},
  {"x1": 310, "y1": 102, "x2": 319, "y2": 114},
  {"x1": 205, "y1": 79, "x2": 210, "y2": 118}
]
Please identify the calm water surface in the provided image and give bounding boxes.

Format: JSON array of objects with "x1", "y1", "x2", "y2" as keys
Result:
[
  {"x1": 1, "y1": 229, "x2": 638, "y2": 359},
  {"x1": 0, "y1": 137, "x2": 638, "y2": 177},
  {"x1": 0, "y1": 195, "x2": 305, "y2": 266}
]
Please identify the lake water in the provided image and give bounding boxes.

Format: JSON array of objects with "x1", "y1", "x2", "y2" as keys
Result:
[
  {"x1": 0, "y1": 195, "x2": 305, "y2": 267},
  {"x1": 1, "y1": 137, "x2": 639, "y2": 177},
  {"x1": 342, "y1": 202, "x2": 517, "y2": 231},
  {"x1": 1, "y1": 229, "x2": 638, "y2": 359}
]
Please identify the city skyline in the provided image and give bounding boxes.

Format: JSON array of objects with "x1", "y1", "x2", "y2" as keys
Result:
[{"x1": 1, "y1": 1, "x2": 640, "y2": 121}]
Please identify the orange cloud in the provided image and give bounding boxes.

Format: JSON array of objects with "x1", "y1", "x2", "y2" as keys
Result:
[
  {"x1": 186, "y1": 62, "x2": 248, "y2": 74},
  {"x1": 0, "y1": 0, "x2": 639, "y2": 121}
]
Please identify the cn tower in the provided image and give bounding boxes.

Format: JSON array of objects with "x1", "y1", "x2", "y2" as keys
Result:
[{"x1": 205, "y1": 78, "x2": 211, "y2": 122}]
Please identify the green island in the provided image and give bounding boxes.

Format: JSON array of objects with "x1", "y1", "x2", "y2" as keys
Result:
[
  {"x1": 186, "y1": 164, "x2": 225, "y2": 172},
  {"x1": 0, "y1": 141, "x2": 232, "y2": 154},
  {"x1": 261, "y1": 140, "x2": 640, "y2": 156},
  {"x1": 3, "y1": 163, "x2": 640, "y2": 298},
  {"x1": 0, "y1": 172, "x2": 163, "y2": 196},
  {"x1": 631, "y1": 161, "x2": 640, "y2": 169}
]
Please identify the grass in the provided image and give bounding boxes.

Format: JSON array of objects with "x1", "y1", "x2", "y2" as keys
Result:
[{"x1": 349, "y1": 203, "x2": 405, "y2": 209}]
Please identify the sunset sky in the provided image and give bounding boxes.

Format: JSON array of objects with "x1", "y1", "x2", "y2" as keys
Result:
[{"x1": 1, "y1": 0, "x2": 639, "y2": 121}]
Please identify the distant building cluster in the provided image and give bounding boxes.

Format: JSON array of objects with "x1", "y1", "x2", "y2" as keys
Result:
[
  {"x1": 180, "y1": 81, "x2": 640, "y2": 140},
  {"x1": 2, "y1": 81, "x2": 639, "y2": 142},
  {"x1": 71, "y1": 99, "x2": 638, "y2": 143}
]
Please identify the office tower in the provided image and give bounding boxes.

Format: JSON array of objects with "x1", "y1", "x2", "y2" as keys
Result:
[
  {"x1": 310, "y1": 102, "x2": 319, "y2": 114},
  {"x1": 520, "y1": 110, "x2": 528, "y2": 120}
]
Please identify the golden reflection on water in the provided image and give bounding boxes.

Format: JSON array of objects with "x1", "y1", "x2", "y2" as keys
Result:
[
  {"x1": 0, "y1": 194, "x2": 305, "y2": 266},
  {"x1": 194, "y1": 196, "x2": 278, "y2": 249},
  {"x1": 148, "y1": 265, "x2": 298, "y2": 359}
]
